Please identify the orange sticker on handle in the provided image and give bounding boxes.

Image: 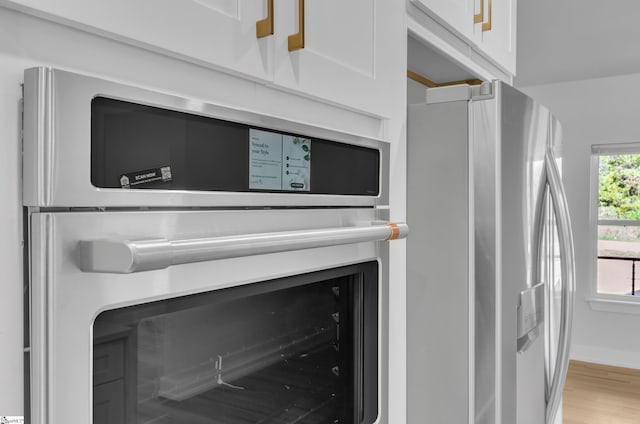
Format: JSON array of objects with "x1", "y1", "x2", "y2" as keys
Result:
[{"x1": 388, "y1": 223, "x2": 400, "y2": 240}]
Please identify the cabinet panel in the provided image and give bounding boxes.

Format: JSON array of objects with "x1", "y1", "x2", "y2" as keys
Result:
[
  {"x1": 408, "y1": 0, "x2": 516, "y2": 76},
  {"x1": 305, "y1": 0, "x2": 374, "y2": 77},
  {"x1": 2, "y1": 0, "x2": 272, "y2": 81},
  {"x1": 273, "y1": 0, "x2": 395, "y2": 117},
  {"x1": 410, "y1": 0, "x2": 475, "y2": 40},
  {"x1": 474, "y1": 0, "x2": 516, "y2": 74},
  {"x1": 5, "y1": 0, "x2": 398, "y2": 116}
]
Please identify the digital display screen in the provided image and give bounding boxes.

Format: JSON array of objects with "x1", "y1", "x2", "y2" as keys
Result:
[
  {"x1": 249, "y1": 129, "x2": 311, "y2": 191},
  {"x1": 92, "y1": 97, "x2": 379, "y2": 195}
]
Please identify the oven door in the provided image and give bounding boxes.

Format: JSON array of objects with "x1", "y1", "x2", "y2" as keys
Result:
[{"x1": 27, "y1": 208, "x2": 397, "y2": 424}]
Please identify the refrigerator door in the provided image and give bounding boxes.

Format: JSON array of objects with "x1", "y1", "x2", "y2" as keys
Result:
[
  {"x1": 472, "y1": 82, "x2": 541, "y2": 424},
  {"x1": 503, "y1": 82, "x2": 549, "y2": 424},
  {"x1": 493, "y1": 83, "x2": 575, "y2": 424}
]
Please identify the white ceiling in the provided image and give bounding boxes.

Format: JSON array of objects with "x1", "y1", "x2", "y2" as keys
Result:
[{"x1": 515, "y1": 0, "x2": 640, "y2": 87}]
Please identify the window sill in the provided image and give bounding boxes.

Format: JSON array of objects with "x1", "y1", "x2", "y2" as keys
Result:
[{"x1": 586, "y1": 296, "x2": 640, "y2": 315}]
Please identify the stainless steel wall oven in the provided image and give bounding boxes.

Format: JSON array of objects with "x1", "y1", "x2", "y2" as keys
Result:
[{"x1": 22, "y1": 68, "x2": 406, "y2": 424}]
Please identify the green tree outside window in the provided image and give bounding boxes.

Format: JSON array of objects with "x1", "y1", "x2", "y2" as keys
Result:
[{"x1": 599, "y1": 154, "x2": 640, "y2": 220}]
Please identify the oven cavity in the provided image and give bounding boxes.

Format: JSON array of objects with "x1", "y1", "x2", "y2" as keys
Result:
[{"x1": 92, "y1": 263, "x2": 378, "y2": 424}]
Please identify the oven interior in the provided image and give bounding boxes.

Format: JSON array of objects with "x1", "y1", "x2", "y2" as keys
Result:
[{"x1": 92, "y1": 262, "x2": 378, "y2": 424}]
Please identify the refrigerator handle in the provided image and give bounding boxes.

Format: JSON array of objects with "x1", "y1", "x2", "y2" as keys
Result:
[{"x1": 544, "y1": 147, "x2": 576, "y2": 424}]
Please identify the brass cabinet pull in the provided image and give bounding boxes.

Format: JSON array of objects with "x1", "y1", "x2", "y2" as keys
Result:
[
  {"x1": 288, "y1": 0, "x2": 305, "y2": 51},
  {"x1": 474, "y1": 0, "x2": 484, "y2": 24},
  {"x1": 256, "y1": 0, "x2": 274, "y2": 38},
  {"x1": 482, "y1": 0, "x2": 492, "y2": 31}
]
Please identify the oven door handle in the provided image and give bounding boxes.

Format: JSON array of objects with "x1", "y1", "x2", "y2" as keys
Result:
[{"x1": 78, "y1": 221, "x2": 408, "y2": 273}]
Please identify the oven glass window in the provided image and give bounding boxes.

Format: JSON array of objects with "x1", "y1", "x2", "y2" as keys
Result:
[{"x1": 92, "y1": 263, "x2": 378, "y2": 424}]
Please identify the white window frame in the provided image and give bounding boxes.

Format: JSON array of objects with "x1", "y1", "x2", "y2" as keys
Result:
[{"x1": 588, "y1": 143, "x2": 640, "y2": 314}]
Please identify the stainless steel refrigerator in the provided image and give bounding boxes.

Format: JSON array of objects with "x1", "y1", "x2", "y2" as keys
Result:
[{"x1": 407, "y1": 81, "x2": 576, "y2": 424}]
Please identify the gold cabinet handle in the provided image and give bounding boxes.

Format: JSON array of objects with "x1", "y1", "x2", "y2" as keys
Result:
[
  {"x1": 288, "y1": 0, "x2": 305, "y2": 51},
  {"x1": 256, "y1": 0, "x2": 274, "y2": 38},
  {"x1": 482, "y1": 0, "x2": 492, "y2": 31},
  {"x1": 474, "y1": 0, "x2": 484, "y2": 24}
]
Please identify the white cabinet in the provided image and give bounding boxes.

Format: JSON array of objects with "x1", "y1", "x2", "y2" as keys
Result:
[
  {"x1": 3, "y1": 0, "x2": 273, "y2": 82},
  {"x1": 409, "y1": 0, "x2": 516, "y2": 75},
  {"x1": 410, "y1": 0, "x2": 475, "y2": 41},
  {"x1": 2, "y1": 0, "x2": 395, "y2": 117},
  {"x1": 474, "y1": 0, "x2": 516, "y2": 75},
  {"x1": 273, "y1": 0, "x2": 395, "y2": 117}
]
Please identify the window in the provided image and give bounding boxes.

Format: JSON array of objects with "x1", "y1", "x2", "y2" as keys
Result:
[{"x1": 592, "y1": 144, "x2": 640, "y2": 307}]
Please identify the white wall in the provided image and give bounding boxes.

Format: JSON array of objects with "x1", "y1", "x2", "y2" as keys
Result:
[
  {"x1": 0, "y1": 5, "x2": 407, "y2": 417},
  {"x1": 522, "y1": 73, "x2": 640, "y2": 369}
]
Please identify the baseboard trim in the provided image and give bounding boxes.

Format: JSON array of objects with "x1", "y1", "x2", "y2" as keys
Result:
[{"x1": 571, "y1": 344, "x2": 640, "y2": 370}]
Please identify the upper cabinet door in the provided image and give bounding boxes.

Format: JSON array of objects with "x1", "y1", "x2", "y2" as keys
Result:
[
  {"x1": 409, "y1": 0, "x2": 475, "y2": 40},
  {"x1": 7, "y1": 0, "x2": 399, "y2": 117},
  {"x1": 409, "y1": 0, "x2": 516, "y2": 76},
  {"x1": 3, "y1": 0, "x2": 273, "y2": 81},
  {"x1": 473, "y1": 0, "x2": 517, "y2": 74},
  {"x1": 272, "y1": 0, "x2": 396, "y2": 118}
]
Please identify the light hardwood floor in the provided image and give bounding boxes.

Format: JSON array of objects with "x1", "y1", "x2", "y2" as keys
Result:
[{"x1": 563, "y1": 360, "x2": 640, "y2": 424}]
